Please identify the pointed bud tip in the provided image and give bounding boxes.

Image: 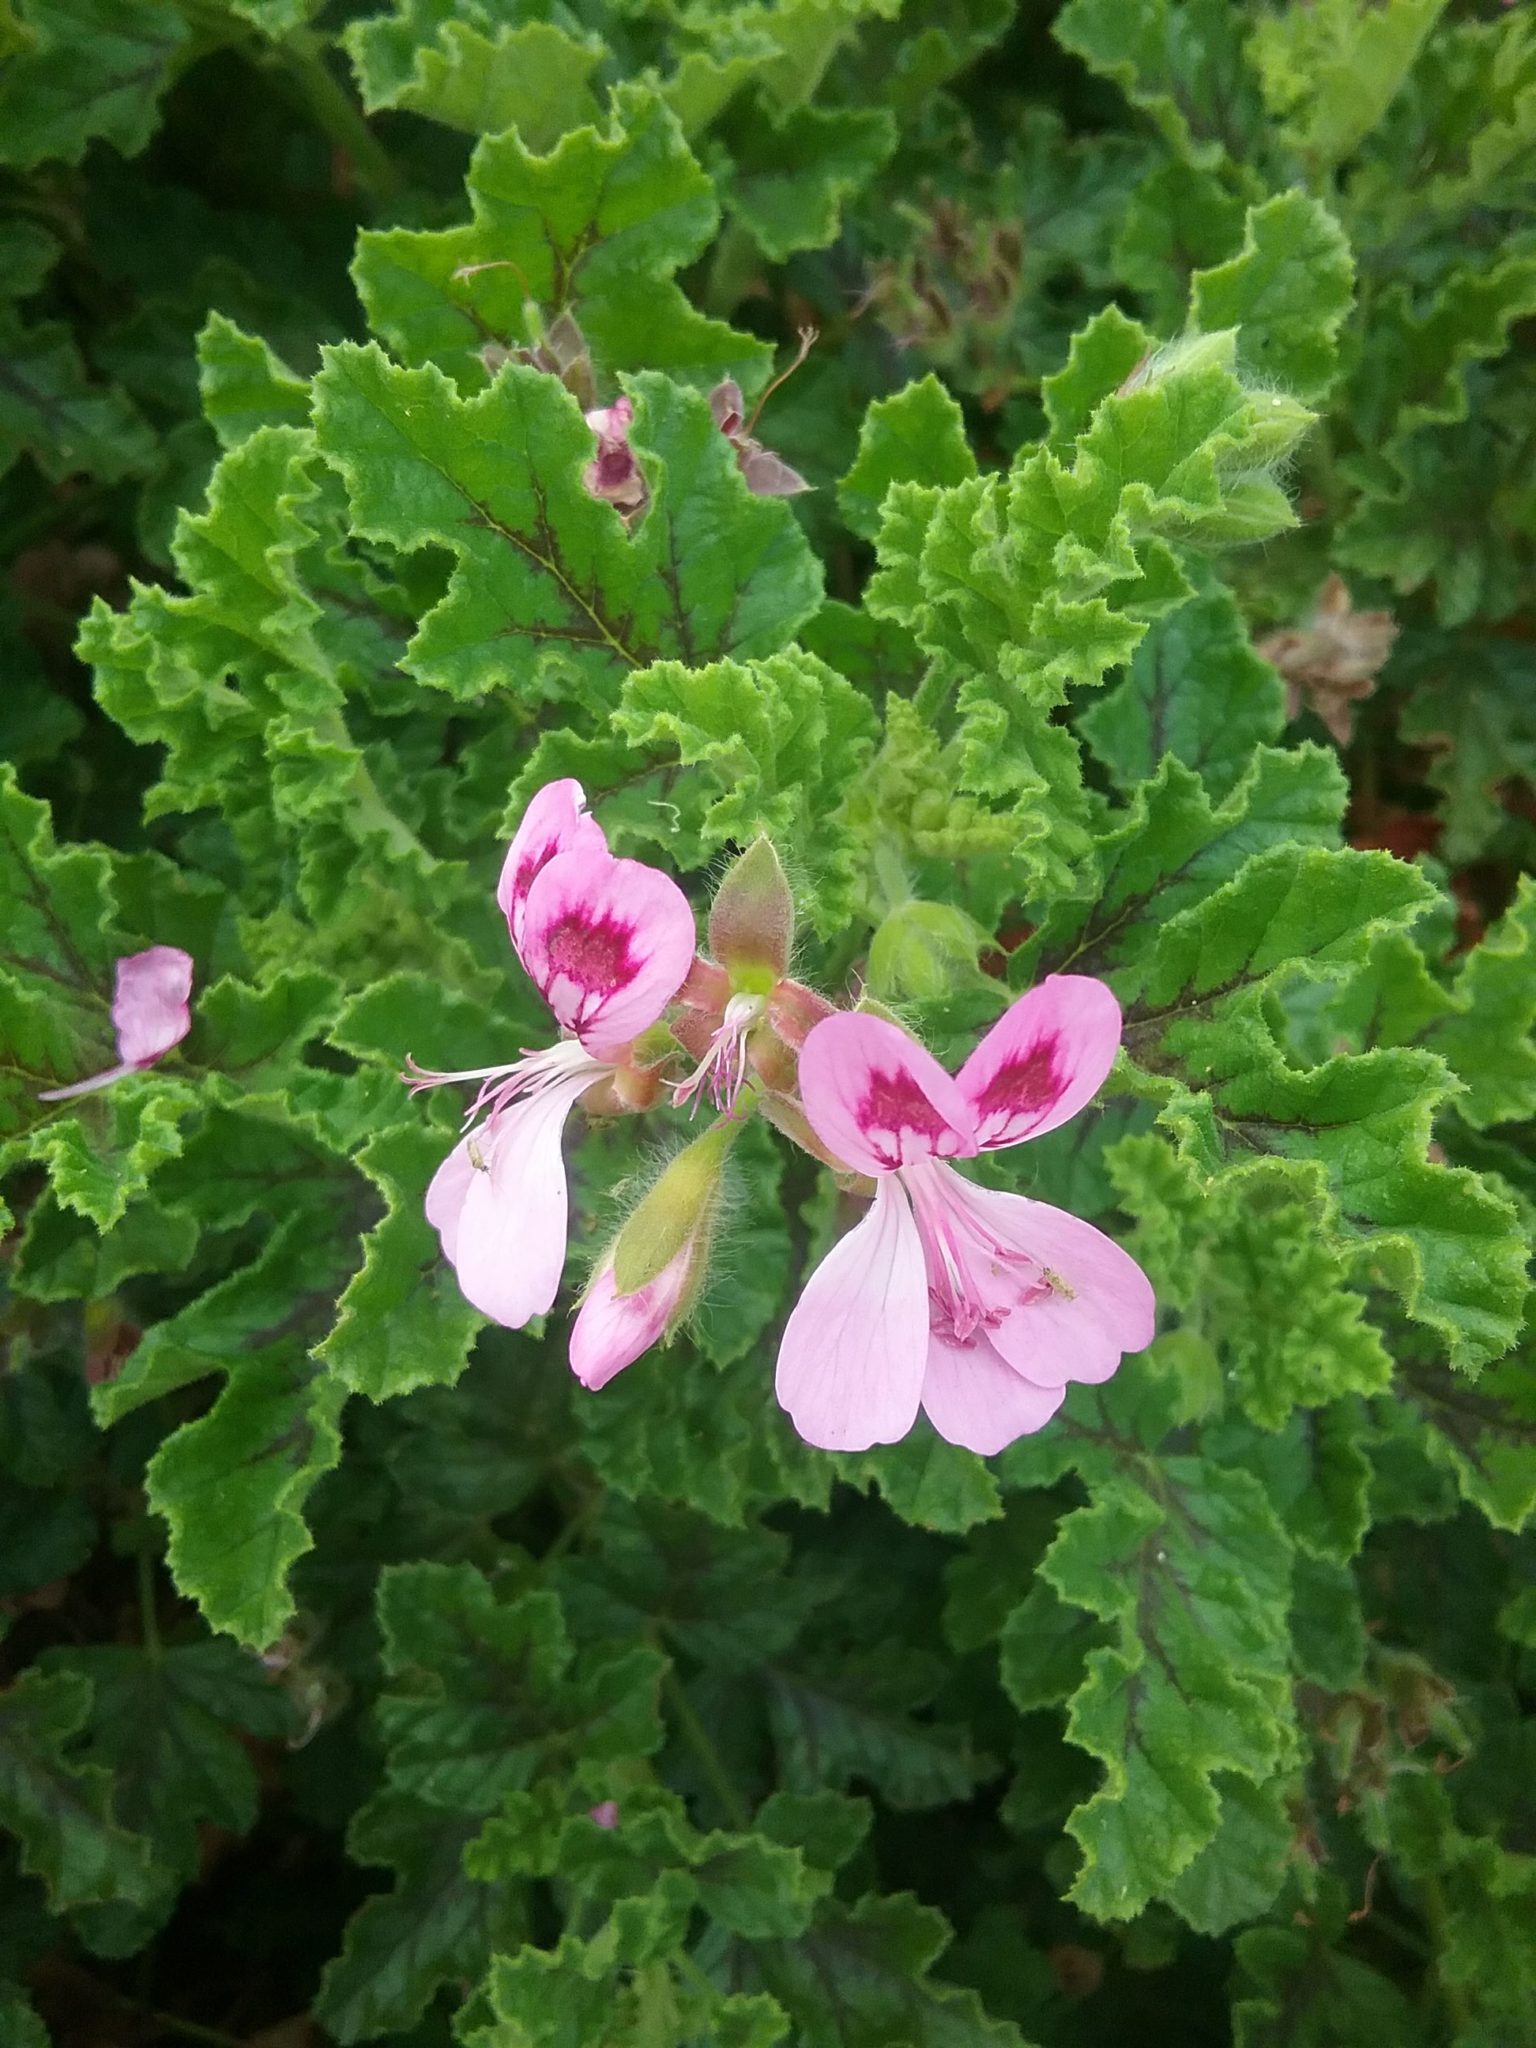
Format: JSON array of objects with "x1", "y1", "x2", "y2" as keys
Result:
[{"x1": 708, "y1": 837, "x2": 794, "y2": 982}]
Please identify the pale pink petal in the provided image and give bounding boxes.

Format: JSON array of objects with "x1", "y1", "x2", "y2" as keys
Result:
[
  {"x1": 37, "y1": 1060, "x2": 135, "y2": 1104},
  {"x1": 425, "y1": 1133, "x2": 478, "y2": 1265},
  {"x1": 798, "y1": 1012, "x2": 976, "y2": 1177},
  {"x1": 113, "y1": 946, "x2": 194, "y2": 1068},
  {"x1": 920, "y1": 1331, "x2": 1066, "y2": 1454},
  {"x1": 775, "y1": 1176, "x2": 929, "y2": 1451},
  {"x1": 570, "y1": 1243, "x2": 691, "y2": 1392},
  {"x1": 943, "y1": 1179, "x2": 1155, "y2": 1387},
  {"x1": 498, "y1": 780, "x2": 608, "y2": 952},
  {"x1": 739, "y1": 445, "x2": 810, "y2": 496},
  {"x1": 448, "y1": 1070, "x2": 598, "y2": 1327},
  {"x1": 520, "y1": 849, "x2": 696, "y2": 1049},
  {"x1": 709, "y1": 380, "x2": 744, "y2": 434},
  {"x1": 585, "y1": 395, "x2": 634, "y2": 445},
  {"x1": 38, "y1": 945, "x2": 194, "y2": 1103},
  {"x1": 957, "y1": 975, "x2": 1123, "y2": 1150}
]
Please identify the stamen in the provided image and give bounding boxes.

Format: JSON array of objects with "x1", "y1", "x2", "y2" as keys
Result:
[
  {"x1": 673, "y1": 993, "x2": 763, "y2": 1116},
  {"x1": 903, "y1": 1160, "x2": 1049, "y2": 1347}
]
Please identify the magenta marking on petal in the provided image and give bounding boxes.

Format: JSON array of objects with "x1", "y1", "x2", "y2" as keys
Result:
[
  {"x1": 858, "y1": 1067, "x2": 965, "y2": 1169},
  {"x1": 971, "y1": 1037, "x2": 1061, "y2": 1123},
  {"x1": 541, "y1": 912, "x2": 637, "y2": 1015}
]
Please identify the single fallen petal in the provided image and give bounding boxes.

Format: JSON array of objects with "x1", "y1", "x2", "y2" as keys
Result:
[
  {"x1": 958, "y1": 974, "x2": 1122, "y2": 1151},
  {"x1": 776, "y1": 1176, "x2": 929, "y2": 1451},
  {"x1": 38, "y1": 945, "x2": 194, "y2": 1102}
]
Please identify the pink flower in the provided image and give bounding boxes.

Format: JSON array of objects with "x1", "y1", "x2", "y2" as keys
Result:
[
  {"x1": 588, "y1": 1800, "x2": 620, "y2": 1829},
  {"x1": 39, "y1": 946, "x2": 194, "y2": 1102},
  {"x1": 710, "y1": 379, "x2": 810, "y2": 497},
  {"x1": 583, "y1": 396, "x2": 647, "y2": 513},
  {"x1": 775, "y1": 978, "x2": 1155, "y2": 1455},
  {"x1": 410, "y1": 784, "x2": 696, "y2": 1328},
  {"x1": 570, "y1": 1240, "x2": 693, "y2": 1391}
]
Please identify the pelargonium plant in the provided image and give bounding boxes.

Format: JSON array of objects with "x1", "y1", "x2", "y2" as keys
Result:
[{"x1": 2, "y1": 2, "x2": 1534, "y2": 2044}]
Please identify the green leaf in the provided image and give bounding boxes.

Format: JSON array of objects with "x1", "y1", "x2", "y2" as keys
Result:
[
  {"x1": 344, "y1": 1, "x2": 603, "y2": 148},
  {"x1": 196, "y1": 310, "x2": 310, "y2": 450},
  {"x1": 1250, "y1": 0, "x2": 1451, "y2": 175},
  {"x1": 766, "y1": 1660, "x2": 992, "y2": 1810},
  {"x1": 1053, "y1": 0, "x2": 1267, "y2": 168},
  {"x1": 38, "y1": 1638, "x2": 292, "y2": 1951},
  {"x1": 0, "y1": 1668, "x2": 157, "y2": 1919},
  {"x1": 1042, "y1": 1457, "x2": 1297, "y2": 1920},
  {"x1": 870, "y1": 329, "x2": 1312, "y2": 683},
  {"x1": 353, "y1": 84, "x2": 767, "y2": 391},
  {"x1": 1395, "y1": 637, "x2": 1536, "y2": 859},
  {"x1": 1400, "y1": 1356, "x2": 1536, "y2": 1533},
  {"x1": 318, "y1": 1121, "x2": 483, "y2": 1402},
  {"x1": 0, "y1": 304, "x2": 156, "y2": 485},
  {"x1": 740, "y1": 1891, "x2": 1027, "y2": 2047},
  {"x1": 1109, "y1": 1136, "x2": 1393, "y2": 1430},
  {"x1": 313, "y1": 347, "x2": 820, "y2": 705},
  {"x1": 1431, "y1": 876, "x2": 1536, "y2": 1129},
  {"x1": 372, "y1": 1566, "x2": 663, "y2": 1814},
  {"x1": 724, "y1": 101, "x2": 896, "y2": 261},
  {"x1": 1188, "y1": 190, "x2": 1355, "y2": 401},
  {"x1": 147, "y1": 1354, "x2": 348, "y2": 1651},
  {"x1": 0, "y1": 0, "x2": 189, "y2": 169},
  {"x1": 603, "y1": 647, "x2": 875, "y2": 937},
  {"x1": 316, "y1": 1794, "x2": 519, "y2": 2044},
  {"x1": 1233, "y1": 1915, "x2": 1427, "y2": 2047},
  {"x1": 552, "y1": 1502, "x2": 816, "y2": 1673},
  {"x1": 839, "y1": 375, "x2": 977, "y2": 543},
  {"x1": 1080, "y1": 581, "x2": 1285, "y2": 802}
]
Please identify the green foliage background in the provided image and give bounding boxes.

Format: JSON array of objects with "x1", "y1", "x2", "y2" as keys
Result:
[{"x1": 2, "y1": 0, "x2": 1534, "y2": 2042}]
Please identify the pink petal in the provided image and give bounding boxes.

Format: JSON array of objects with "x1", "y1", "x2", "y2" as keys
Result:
[
  {"x1": 425, "y1": 1133, "x2": 478, "y2": 1265},
  {"x1": 739, "y1": 445, "x2": 811, "y2": 496},
  {"x1": 36, "y1": 1060, "x2": 136, "y2": 1104},
  {"x1": 957, "y1": 975, "x2": 1122, "y2": 1150},
  {"x1": 447, "y1": 1070, "x2": 599, "y2": 1327},
  {"x1": 569, "y1": 1243, "x2": 691, "y2": 1392},
  {"x1": 709, "y1": 380, "x2": 744, "y2": 435},
  {"x1": 920, "y1": 1331, "x2": 1066, "y2": 1455},
  {"x1": 498, "y1": 781, "x2": 608, "y2": 952},
  {"x1": 520, "y1": 849, "x2": 696, "y2": 1050},
  {"x1": 798, "y1": 1012, "x2": 976, "y2": 1177},
  {"x1": 584, "y1": 395, "x2": 634, "y2": 446},
  {"x1": 944, "y1": 1179, "x2": 1155, "y2": 1388},
  {"x1": 113, "y1": 946, "x2": 194, "y2": 1068},
  {"x1": 775, "y1": 1176, "x2": 930, "y2": 1451}
]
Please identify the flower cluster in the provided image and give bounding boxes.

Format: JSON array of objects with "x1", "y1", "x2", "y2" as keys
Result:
[{"x1": 408, "y1": 782, "x2": 1154, "y2": 1455}]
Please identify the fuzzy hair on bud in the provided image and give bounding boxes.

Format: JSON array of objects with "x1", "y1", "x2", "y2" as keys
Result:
[
  {"x1": 708, "y1": 837, "x2": 794, "y2": 984},
  {"x1": 610, "y1": 1120, "x2": 735, "y2": 1298}
]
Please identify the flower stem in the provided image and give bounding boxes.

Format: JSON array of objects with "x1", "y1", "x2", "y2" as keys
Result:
[
  {"x1": 660, "y1": 1663, "x2": 750, "y2": 1831},
  {"x1": 137, "y1": 1540, "x2": 162, "y2": 1665},
  {"x1": 275, "y1": 29, "x2": 402, "y2": 207}
]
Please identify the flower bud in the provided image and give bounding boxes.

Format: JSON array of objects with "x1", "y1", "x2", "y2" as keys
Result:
[
  {"x1": 610, "y1": 1120, "x2": 734, "y2": 1298},
  {"x1": 867, "y1": 900, "x2": 987, "y2": 1002},
  {"x1": 708, "y1": 837, "x2": 794, "y2": 985},
  {"x1": 570, "y1": 1240, "x2": 694, "y2": 1391}
]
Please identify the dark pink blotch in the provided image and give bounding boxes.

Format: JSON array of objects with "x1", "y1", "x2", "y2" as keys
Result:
[
  {"x1": 973, "y1": 1038, "x2": 1060, "y2": 1123},
  {"x1": 859, "y1": 1067, "x2": 962, "y2": 1168}
]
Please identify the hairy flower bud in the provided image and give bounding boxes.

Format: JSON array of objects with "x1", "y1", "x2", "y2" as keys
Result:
[
  {"x1": 611, "y1": 1120, "x2": 735, "y2": 1298},
  {"x1": 708, "y1": 837, "x2": 794, "y2": 984}
]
